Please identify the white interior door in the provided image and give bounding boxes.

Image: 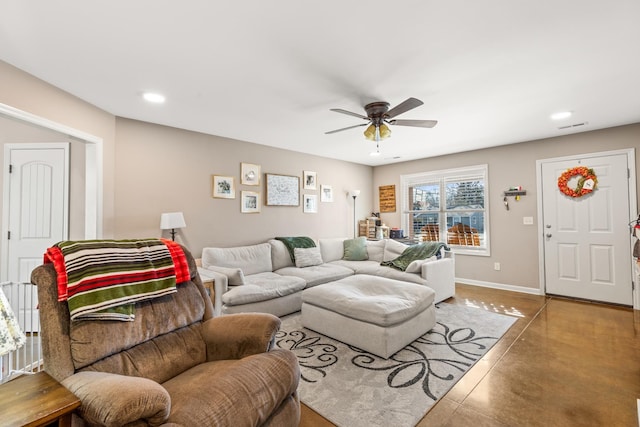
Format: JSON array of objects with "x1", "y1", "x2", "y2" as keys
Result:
[
  {"x1": 541, "y1": 152, "x2": 632, "y2": 305},
  {"x1": 3, "y1": 144, "x2": 68, "y2": 330}
]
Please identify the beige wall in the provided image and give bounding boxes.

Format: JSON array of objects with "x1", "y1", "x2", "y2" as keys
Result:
[
  {"x1": 373, "y1": 123, "x2": 640, "y2": 291},
  {"x1": 113, "y1": 118, "x2": 373, "y2": 256},
  {"x1": 0, "y1": 60, "x2": 116, "y2": 235},
  {"x1": 0, "y1": 116, "x2": 87, "y2": 239}
]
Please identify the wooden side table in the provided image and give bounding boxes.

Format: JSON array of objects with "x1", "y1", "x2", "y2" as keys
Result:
[
  {"x1": 202, "y1": 277, "x2": 215, "y2": 302},
  {"x1": 0, "y1": 371, "x2": 80, "y2": 427}
]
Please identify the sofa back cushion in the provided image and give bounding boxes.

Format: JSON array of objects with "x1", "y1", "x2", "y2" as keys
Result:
[
  {"x1": 318, "y1": 238, "x2": 347, "y2": 263},
  {"x1": 268, "y1": 239, "x2": 295, "y2": 270},
  {"x1": 383, "y1": 239, "x2": 409, "y2": 262},
  {"x1": 366, "y1": 240, "x2": 386, "y2": 263},
  {"x1": 202, "y1": 243, "x2": 273, "y2": 276}
]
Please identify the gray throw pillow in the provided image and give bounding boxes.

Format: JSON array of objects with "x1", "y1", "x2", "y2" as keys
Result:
[
  {"x1": 294, "y1": 247, "x2": 324, "y2": 268},
  {"x1": 343, "y1": 237, "x2": 369, "y2": 261}
]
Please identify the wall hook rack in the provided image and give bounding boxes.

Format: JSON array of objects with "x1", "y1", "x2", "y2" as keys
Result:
[{"x1": 502, "y1": 187, "x2": 526, "y2": 210}]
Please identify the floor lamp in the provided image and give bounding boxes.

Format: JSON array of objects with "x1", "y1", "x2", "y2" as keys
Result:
[{"x1": 350, "y1": 190, "x2": 360, "y2": 238}]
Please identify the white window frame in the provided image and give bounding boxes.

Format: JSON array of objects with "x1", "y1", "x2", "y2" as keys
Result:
[{"x1": 400, "y1": 164, "x2": 490, "y2": 256}]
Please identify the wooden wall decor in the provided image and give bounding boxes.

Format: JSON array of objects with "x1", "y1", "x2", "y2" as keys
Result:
[{"x1": 379, "y1": 185, "x2": 396, "y2": 212}]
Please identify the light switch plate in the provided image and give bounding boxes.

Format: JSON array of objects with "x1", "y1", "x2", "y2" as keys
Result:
[{"x1": 523, "y1": 216, "x2": 534, "y2": 225}]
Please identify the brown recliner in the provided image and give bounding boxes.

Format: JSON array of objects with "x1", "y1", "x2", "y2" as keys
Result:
[{"x1": 31, "y1": 244, "x2": 300, "y2": 427}]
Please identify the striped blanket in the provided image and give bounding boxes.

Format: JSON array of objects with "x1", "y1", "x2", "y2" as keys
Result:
[{"x1": 44, "y1": 239, "x2": 190, "y2": 321}]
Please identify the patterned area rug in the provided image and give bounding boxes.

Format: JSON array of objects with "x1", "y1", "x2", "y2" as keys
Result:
[{"x1": 275, "y1": 303, "x2": 517, "y2": 427}]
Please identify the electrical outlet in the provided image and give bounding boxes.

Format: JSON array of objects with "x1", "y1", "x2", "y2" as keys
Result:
[
  {"x1": 523, "y1": 216, "x2": 534, "y2": 225},
  {"x1": 494, "y1": 262, "x2": 501, "y2": 271}
]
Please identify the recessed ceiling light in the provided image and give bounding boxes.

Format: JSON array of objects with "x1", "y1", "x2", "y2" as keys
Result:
[
  {"x1": 551, "y1": 111, "x2": 572, "y2": 120},
  {"x1": 143, "y1": 92, "x2": 166, "y2": 103}
]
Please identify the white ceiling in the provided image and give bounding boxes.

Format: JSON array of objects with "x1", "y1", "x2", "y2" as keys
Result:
[{"x1": 2, "y1": 1, "x2": 639, "y2": 166}]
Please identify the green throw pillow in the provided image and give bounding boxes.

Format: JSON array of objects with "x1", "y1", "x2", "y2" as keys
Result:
[{"x1": 343, "y1": 237, "x2": 369, "y2": 261}]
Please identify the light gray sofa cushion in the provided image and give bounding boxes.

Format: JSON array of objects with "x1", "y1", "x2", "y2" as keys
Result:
[
  {"x1": 356, "y1": 264, "x2": 428, "y2": 286},
  {"x1": 405, "y1": 256, "x2": 437, "y2": 273},
  {"x1": 383, "y1": 239, "x2": 409, "y2": 262},
  {"x1": 365, "y1": 240, "x2": 386, "y2": 263},
  {"x1": 294, "y1": 247, "x2": 324, "y2": 267},
  {"x1": 329, "y1": 260, "x2": 381, "y2": 275},
  {"x1": 318, "y1": 238, "x2": 348, "y2": 263},
  {"x1": 203, "y1": 265, "x2": 245, "y2": 285},
  {"x1": 274, "y1": 263, "x2": 354, "y2": 288},
  {"x1": 222, "y1": 272, "x2": 306, "y2": 306},
  {"x1": 202, "y1": 243, "x2": 273, "y2": 276},
  {"x1": 268, "y1": 239, "x2": 295, "y2": 270}
]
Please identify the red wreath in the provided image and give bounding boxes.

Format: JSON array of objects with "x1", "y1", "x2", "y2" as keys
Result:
[{"x1": 557, "y1": 166, "x2": 598, "y2": 198}]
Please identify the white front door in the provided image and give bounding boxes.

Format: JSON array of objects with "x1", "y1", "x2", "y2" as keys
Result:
[
  {"x1": 541, "y1": 152, "x2": 633, "y2": 305},
  {"x1": 2, "y1": 143, "x2": 68, "y2": 330}
]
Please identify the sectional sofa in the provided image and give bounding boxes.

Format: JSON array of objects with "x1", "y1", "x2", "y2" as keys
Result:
[{"x1": 198, "y1": 237, "x2": 455, "y2": 317}]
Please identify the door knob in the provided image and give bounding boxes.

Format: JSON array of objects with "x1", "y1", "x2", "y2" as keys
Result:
[{"x1": 546, "y1": 233, "x2": 552, "y2": 238}]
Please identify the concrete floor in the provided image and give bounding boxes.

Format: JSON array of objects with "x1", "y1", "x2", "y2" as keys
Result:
[{"x1": 300, "y1": 283, "x2": 640, "y2": 427}]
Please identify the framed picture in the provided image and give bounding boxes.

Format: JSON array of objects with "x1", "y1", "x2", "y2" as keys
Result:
[
  {"x1": 265, "y1": 173, "x2": 299, "y2": 206},
  {"x1": 241, "y1": 191, "x2": 261, "y2": 213},
  {"x1": 303, "y1": 170, "x2": 317, "y2": 190},
  {"x1": 211, "y1": 175, "x2": 235, "y2": 199},
  {"x1": 303, "y1": 194, "x2": 317, "y2": 213},
  {"x1": 320, "y1": 184, "x2": 333, "y2": 202},
  {"x1": 241, "y1": 162, "x2": 261, "y2": 186}
]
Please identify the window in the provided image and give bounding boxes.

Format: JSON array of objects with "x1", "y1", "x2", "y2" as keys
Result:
[{"x1": 401, "y1": 165, "x2": 489, "y2": 256}]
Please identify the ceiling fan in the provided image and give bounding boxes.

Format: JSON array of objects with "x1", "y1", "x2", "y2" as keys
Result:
[{"x1": 325, "y1": 97, "x2": 437, "y2": 142}]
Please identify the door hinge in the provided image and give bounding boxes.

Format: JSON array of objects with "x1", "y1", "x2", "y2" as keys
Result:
[
  {"x1": 8, "y1": 164, "x2": 13, "y2": 173},
  {"x1": 7, "y1": 231, "x2": 10, "y2": 240}
]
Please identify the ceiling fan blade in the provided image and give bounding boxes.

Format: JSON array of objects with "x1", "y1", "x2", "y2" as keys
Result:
[
  {"x1": 384, "y1": 97, "x2": 424, "y2": 119},
  {"x1": 330, "y1": 108, "x2": 369, "y2": 120},
  {"x1": 389, "y1": 119, "x2": 438, "y2": 128},
  {"x1": 325, "y1": 123, "x2": 368, "y2": 134}
]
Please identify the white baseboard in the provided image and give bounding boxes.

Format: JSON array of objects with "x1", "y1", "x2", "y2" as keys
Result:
[{"x1": 455, "y1": 278, "x2": 544, "y2": 296}]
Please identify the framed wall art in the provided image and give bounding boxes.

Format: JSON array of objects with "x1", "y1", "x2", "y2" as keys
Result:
[
  {"x1": 303, "y1": 170, "x2": 317, "y2": 190},
  {"x1": 211, "y1": 175, "x2": 236, "y2": 199},
  {"x1": 303, "y1": 194, "x2": 317, "y2": 213},
  {"x1": 320, "y1": 184, "x2": 333, "y2": 202},
  {"x1": 265, "y1": 173, "x2": 299, "y2": 206},
  {"x1": 241, "y1": 162, "x2": 261, "y2": 186},
  {"x1": 241, "y1": 191, "x2": 261, "y2": 213},
  {"x1": 379, "y1": 184, "x2": 396, "y2": 212}
]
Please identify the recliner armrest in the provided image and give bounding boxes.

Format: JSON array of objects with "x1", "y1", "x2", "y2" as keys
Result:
[
  {"x1": 202, "y1": 313, "x2": 282, "y2": 361},
  {"x1": 61, "y1": 371, "x2": 170, "y2": 427}
]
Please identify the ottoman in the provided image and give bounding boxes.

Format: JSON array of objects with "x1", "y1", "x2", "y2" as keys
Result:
[{"x1": 301, "y1": 274, "x2": 436, "y2": 359}]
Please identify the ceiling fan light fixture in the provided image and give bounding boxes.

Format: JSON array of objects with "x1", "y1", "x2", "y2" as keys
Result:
[
  {"x1": 379, "y1": 123, "x2": 391, "y2": 139},
  {"x1": 363, "y1": 124, "x2": 376, "y2": 140},
  {"x1": 142, "y1": 92, "x2": 166, "y2": 103},
  {"x1": 551, "y1": 111, "x2": 572, "y2": 120}
]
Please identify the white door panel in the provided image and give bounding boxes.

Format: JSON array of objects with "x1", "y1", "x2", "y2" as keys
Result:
[
  {"x1": 542, "y1": 153, "x2": 632, "y2": 305},
  {"x1": 3, "y1": 144, "x2": 68, "y2": 331}
]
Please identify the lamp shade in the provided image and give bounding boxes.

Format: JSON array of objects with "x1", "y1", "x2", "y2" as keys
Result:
[
  {"x1": 0, "y1": 287, "x2": 26, "y2": 357},
  {"x1": 379, "y1": 123, "x2": 391, "y2": 139},
  {"x1": 363, "y1": 124, "x2": 376, "y2": 141},
  {"x1": 350, "y1": 190, "x2": 361, "y2": 198},
  {"x1": 160, "y1": 212, "x2": 186, "y2": 230}
]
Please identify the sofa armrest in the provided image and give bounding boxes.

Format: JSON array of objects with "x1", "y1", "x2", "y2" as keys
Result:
[
  {"x1": 421, "y1": 255, "x2": 455, "y2": 302},
  {"x1": 198, "y1": 267, "x2": 228, "y2": 317},
  {"x1": 202, "y1": 313, "x2": 281, "y2": 361},
  {"x1": 61, "y1": 371, "x2": 170, "y2": 427}
]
